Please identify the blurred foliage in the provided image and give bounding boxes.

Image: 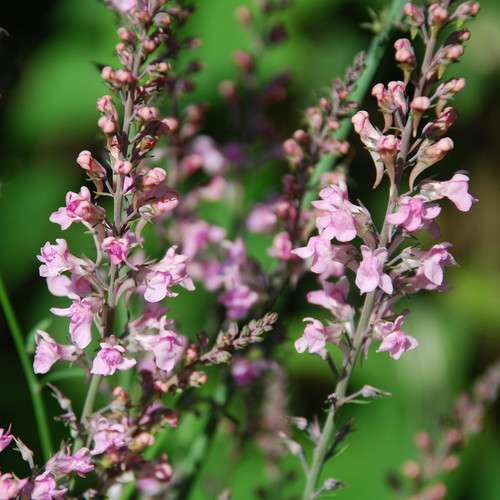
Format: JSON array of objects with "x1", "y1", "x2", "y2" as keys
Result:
[{"x1": 1, "y1": 0, "x2": 500, "y2": 498}]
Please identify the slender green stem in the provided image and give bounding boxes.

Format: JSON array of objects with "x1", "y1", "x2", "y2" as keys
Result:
[
  {"x1": 0, "y1": 274, "x2": 53, "y2": 461},
  {"x1": 80, "y1": 374, "x2": 102, "y2": 424},
  {"x1": 301, "y1": 0, "x2": 407, "y2": 212}
]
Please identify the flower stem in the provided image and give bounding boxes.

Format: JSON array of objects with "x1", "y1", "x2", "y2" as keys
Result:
[
  {"x1": 301, "y1": 0, "x2": 406, "y2": 211},
  {"x1": 0, "y1": 274, "x2": 53, "y2": 461}
]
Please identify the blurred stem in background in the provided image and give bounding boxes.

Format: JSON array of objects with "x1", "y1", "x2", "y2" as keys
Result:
[{"x1": 0, "y1": 274, "x2": 53, "y2": 461}]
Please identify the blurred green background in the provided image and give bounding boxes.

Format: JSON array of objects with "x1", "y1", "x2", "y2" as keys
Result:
[{"x1": 1, "y1": 0, "x2": 500, "y2": 498}]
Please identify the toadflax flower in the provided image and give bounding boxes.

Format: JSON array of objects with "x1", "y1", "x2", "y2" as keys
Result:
[
  {"x1": 219, "y1": 284, "x2": 259, "y2": 320},
  {"x1": 49, "y1": 187, "x2": 104, "y2": 230},
  {"x1": 420, "y1": 172, "x2": 476, "y2": 212},
  {"x1": 311, "y1": 182, "x2": 358, "y2": 242},
  {"x1": 45, "y1": 448, "x2": 93, "y2": 478},
  {"x1": 306, "y1": 277, "x2": 352, "y2": 321},
  {"x1": 31, "y1": 472, "x2": 67, "y2": 499},
  {"x1": 386, "y1": 195, "x2": 441, "y2": 232},
  {"x1": 355, "y1": 245, "x2": 393, "y2": 294},
  {"x1": 91, "y1": 342, "x2": 136, "y2": 376},
  {"x1": 37, "y1": 239, "x2": 80, "y2": 278},
  {"x1": 295, "y1": 318, "x2": 342, "y2": 355},
  {"x1": 33, "y1": 330, "x2": 77, "y2": 374},
  {"x1": 376, "y1": 316, "x2": 418, "y2": 360},
  {"x1": 50, "y1": 297, "x2": 102, "y2": 349},
  {"x1": 0, "y1": 427, "x2": 13, "y2": 453},
  {"x1": 412, "y1": 243, "x2": 456, "y2": 290},
  {"x1": 0, "y1": 473, "x2": 28, "y2": 499},
  {"x1": 90, "y1": 417, "x2": 130, "y2": 455},
  {"x1": 102, "y1": 236, "x2": 131, "y2": 266},
  {"x1": 143, "y1": 246, "x2": 194, "y2": 303}
]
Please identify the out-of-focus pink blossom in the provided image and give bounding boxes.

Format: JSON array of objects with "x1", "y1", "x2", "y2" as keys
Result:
[
  {"x1": 231, "y1": 357, "x2": 272, "y2": 386},
  {"x1": 143, "y1": 247, "x2": 194, "y2": 302},
  {"x1": 307, "y1": 277, "x2": 352, "y2": 320},
  {"x1": 110, "y1": 0, "x2": 137, "y2": 12},
  {"x1": 219, "y1": 284, "x2": 259, "y2": 320},
  {"x1": 0, "y1": 473, "x2": 28, "y2": 499},
  {"x1": 268, "y1": 232, "x2": 295, "y2": 261},
  {"x1": 376, "y1": 316, "x2": 418, "y2": 360},
  {"x1": 394, "y1": 38, "x2": 415, "y2": 65},
  {"x1": 91, "y1": 417, "x2": 130, "y2": 455},
  {"x1": 33, "y1": 330, "x2": 77, "y2": 374},
  {"x1": 355, "y1": 246, "x2": 393, "y2": 294},
  {"x1": 421, "y1": 173, "x2": 476, "y2": 212},
  {"x1": 246, "y1": 203, "x2": 278, "y2": 233},
  {"x1": 387, "y1": 195, "x2": 441, "y2": 232},
  {"x1": 45, "y1": 448, "x2": 93, "y2": 478},
  {"x1": 142, "y1": 167, "x2": 166, "y2": 189},
  {"x1": 187, "y1": 136, "x2": 227, "y2": 175},
  {"x1": 51, "y1": 297, "x2": 102, "y2": 348},
  {"x1": 137, "y1": 460, "x2": 172, "y2": 495},
  {"x1": 312, "y1": 183, "x2": 357, "y2": 242},
  {"x1": 179, "y1": 220, "x2": 225, "y2": 258},
  {"x1": 0, "y1": 427, "x2": 13, "y2": 453},
  {"x1": 31, "y1": 472, "x2": 67, "y2": 500},
  {"x1": 49, "y1": 187, "x2": 104, "y2": 230},
  {"x1": 91, "y1": 342, "x2": 136, "y2": 376}
]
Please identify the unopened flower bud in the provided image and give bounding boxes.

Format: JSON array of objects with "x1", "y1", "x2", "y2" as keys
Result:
[
  {"x1": 112, "y1": 386, "x2": 129, "y2": 402},
  {"x1": 114, "y1": 159, "x2": 133, "y2": 175},
  {"x1": 411, "y1": 96, "x2": 431, "y2": 135},
  {"x1": 293, "y1": 129, "x2": 309, "y2": 143},
  {"x1": 131, "y1": 432, "x2": 155, "y2": 452},
  {"x1": 142, "y1": 167, "x2": 166, "y2": 189},
  {"x1": 142, "y1": 38, "x2": 157, "y2": 54},
  {"x1": 415, "y1": 431, "x2": 432, "y2": 450},
  {"x1": 402, "y1": 460, "x2": 421, "y2": 479},
  {"x1": 442, "y1": 454, "x2": 460, "y2": 471},
  {"x1": 76, "y1": 150, "x2": 107, "y2": 178},
  {"x1": 219, "y1": 80, "x2": 236, "y2": 99},
  {"x1": 137, "y1": 106, "x2": 160, "y2": 122},
  {"x1": 235, "y1": 6, "x2": 252, "y2": 25},
  {"x1": 189, "y1": 371, "x2": 208, "y2": 387},
  {"x1": 101, "y1": 66, "x2": 114, "y2": 81},
  {"x1": 283, "y1": 139, "x2": 303, "y2": 164},
  {"x1": 423, "y1": 483, "x2": 447, "y2": 500},
  {"x1": 98, "y1": 116, "x2": 117, "y2": 135},
  {"x1": 404, "y1": 3, "x2": 425, "y2": 26},
  {"x1": 428, "y1": 4, "x2": 449, "y2": 26},
  {"x1": 233, "y1": 50, "x2": 254, "y2": 72},
  {"x1": 115, "y1": 68, "x2": 134, "y2": 84},
  {"x1": 185, "y1": 344, "x2": 198, "y2": 364},
  {"x1": 154, "y1": 12, "x2": 171, "y2": 28},
  {"x1": 394, "y1": 38, "x2": 416, "y2": 65},
  {"x1": 445, "y1": 427, "x2": 463, "y2": 447},
  {"x1": 97, "y1": 95, "x2": 114, "y2": 113},
  {"x1": 117, "y1": 26, "x2": 135, "y2": 42},
  {"x1": 454, "y1": 1, "x2": 480, "y2": 23},
  {"x1": 162, "y1": 117, "x2": 179, "y2": 133}
]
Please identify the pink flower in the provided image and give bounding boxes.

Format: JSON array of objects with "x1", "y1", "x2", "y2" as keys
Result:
[
  {"x1": 295, "y1": 318, "x2": 341, "y2": 355},
  {"x1": 91, "y1": 342, "x2": 136, "y2": 376},
  {"x1": 352, "y1": 110, "x2": 382, "y2": 145},
  {"x1": 51, "y1": 297, "x2": 102, "y2": 348},
  {"x1": 0, "y1": 427, "x2": 13, "y2": 453},
  {"x1": 355, "y1": 246, "x2": 393, "y2": 294},
  {"x1": 231, "y1": 358, "x2": 271, "y2": 386},
  {"x1": 376, "y1": 316, "x2": 418, "y2": 360},
  {"x1": 31, "y1": 472, "x2": 67, "y2": 499},
  {"x1": 49, "y1": 187, "x2": 104, "y2": 230},
  {"x1": 268, "y1": 232, "x2": 295, "y2": 261},
  {"x1": 292, "y1": 236, "x2": 353, "y2": 278},
  {"x1": 387, "y1": 196, "x2": 441, "y2": 232},
  {"x1": 0, "y1": 473, "x2": 28, "y2": 499},
  {"x1": 394, "y1": 38, "x2": 415, "y2": 65},
  {"x1": 37, "y1": 240, "x2": 75, "y2": 277},
  {"x1": 45, "y1": 448, "x2": 93, "y2": 478},
  {"x1": 76, "y1": 150, "x2": 106, "y2": 179},
  {"x1": 110, "y1": 0, "x2": 137, "y2": 12},
  {"x1": 219, "y1": 284, "x2": 259, "y2": 320},
  {"x1": 91, "y1": 417, "x2": 130, "y2": 455},
  {"x1": 421, "y1": 173, "x2": 476, "y2": 212},
  {"x1": 189, "y1": 136, "x2": 228, "y2": 175},
  {"x1": 371, "y1": 81, "x2": 407, "y2": 115},
  {"x1": 179, "y1": 220, "x2": 226, "y2": 258},
  {"x1": 135, "y1": 329, "x2": 187, "y2": 372},
  {"x1": 246, "y1": 203, "x2": 278, "y2": 233},
  {"x1": 142, "y1": 167, "x2": 166, "y2": 189},
  {"x1": 33, "y1": 330, "x2": 77, "y2": 374},
  {"x1": 137, "y1": 460, "x2": 172, "y2": 495},
  {"x1": 143, "y1": 247, "x2": 194, "y2": 302},
  {"x1": 312, "y1": 183, "x2": 357, "y2": 242},
  {"x1": 102, "y1": 236, "x2": 129, "y2": 265},
  {"x1": 410, "y1": 138, "x2": 454, "y2": 189},
  {"x1": 307, "y1": 277, "x2": 352, "y2": 320},
  {"x1": 46, "y1": 274, "x2": 92, "y2": 300},
  {"x1": 417, "y1": 243, "x2": 456, "y2": 288}
]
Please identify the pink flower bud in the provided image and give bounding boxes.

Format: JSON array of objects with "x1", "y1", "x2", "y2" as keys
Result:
[
  {"x1": 98, "y1": 116, "x2": 116, "y2": 135},
  {"x1": 101, "y1": 66, "x2": 114, "y2": 81},
  {"x1": 114, "y1": 68, "x2": 134, "y2": 84},
  {"x1": 436, "y1": 77, "x2": 466, "y2": 100},
  {"x1": 394, "y1": 38, "x2": 416, "y2": 65},
  {"x1": 283, "y1": 139, "x2": 303, "y2": 163},
  {"x1": 218, "y1": 80, "x2": 236, "y2": 99},
  {"x1": 142, "y1": 167, "x2": 167, "y2": 189},
  {"x1": 454, "y1": 1, "x2": 480, "y2": 20},
  {"x1": 428, "y1": 4, "x2": 449, "y2": 26},
  {"x1": 235, "y1": 6, "x2": 252, "y2": 25},
  {"x1": 443, "y1": 44, "x2": 464, "y2": 62},
  {"x1": 76, "y1": 150, "x2": 107, "y2": 178},
  {"x1": 411, "y1": 96, "x2": 430, "y2": 112},
  {"x1": 154, "y1": 13, "x2": 171, "y2": 28},
  {"x1": 404, "y1": 2, "x2": 425, "y2": 25},
  {"x1": 162, "y1": 117, "x2": 179, "y2": 133},
  {"x1": 117, "y1": 26, "x2": 135, "y2": 42},
  {"x1": 142, "y1": 38, "x2": 157, "y2": 54},
  {"x1": 233, "y1": 50, "x2": 254, "y2": 72},
  {"x1": 137, "y1": 106, "x2": 160, "y2": 121},
  {"x1": 113, "y1": 159, "x2": 133, "y2": 175},
  {"x1": 96, "y1": 95, "x2": 114, "y2": 113}
]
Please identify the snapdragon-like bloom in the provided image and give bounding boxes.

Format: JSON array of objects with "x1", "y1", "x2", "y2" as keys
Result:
[
  {"x1": 414, "y1": 243, "x2": 456, "y2": 289},
  {"x1": 45, "y1": 448, "x2": 93, "y2": 478},
  {"x1": 0, "y1": 427, "x2": 13, "y2": 453},
  {"x1": 292, "y1": 236, "x2": 353, "y2": 278},
  {"x1": 307, "y1": 277, "x2": 352, "y2": 320},
  {"x1": 101, "y1": 236, "x2": 129, "y2": 265},
  {"x1": 421, "y1": 173, "x2": 476, "y2": 212},
  {"x1": 135, "y1": 329, "x2": 187, "y2": 372},
  {"x1": 37, "y1": 239, "x2": 75, "y2": 277},
  {"x1": 295, "y1": 318, "x2": 341, "y2": 355},
  {"x1": 0, "y1": 473, "x2": 28, "y2": 499},
  {"x1": 376, "y1": 316, "x2": 418, "y2": 360},
  {"x1": 268, "y1": 232, "x2": 295, "y2": 261},
  {"x1": 219, "y1": 284, "x2": 259, "y2": 320},
  {"x1": 33, "y1": 330, "x2": 77, "y2": 374},
  {"x1": 312, "y1": 183, "x2": 357, "y2": 242},
  {"x1": 76, "y1": 150, "x2": 106, "y2": 179},
  {"x1": 31, "y1": 472, "x2": 67, "y2": 500},
  {"x1": 49, "y1": 187, "x2": 104, "y2": 230},
  {"x1": 355, "y1": 246, "x2": 393, "y2": 294},
  {"x1": 143, "y1": 247, "x2": 194, "y2": 303},
  {"x1": 387, "y1": 195, "x2": 441, "y2": 232},
  {"x1": 91, "y1": 417, "x2": 130, "y2": 455},
  {"x1": 51, "y1": 297, "x2": 102, "y2": 348},
  {"x1": 91, "y1": 342, "x2": 136, "y2": 376}
]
